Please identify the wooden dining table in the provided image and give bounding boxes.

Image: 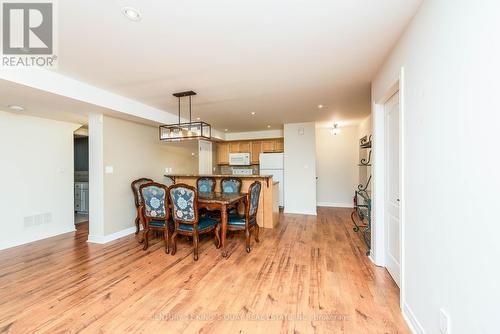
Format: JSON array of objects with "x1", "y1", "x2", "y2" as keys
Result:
[{"x1": 197, "y1": 192, "x2": 246, "y2": 256}]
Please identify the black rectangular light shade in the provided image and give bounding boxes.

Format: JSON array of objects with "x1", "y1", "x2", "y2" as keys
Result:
[{"x1": 159, "y1": 121, "x2": 211, "y2": 141}]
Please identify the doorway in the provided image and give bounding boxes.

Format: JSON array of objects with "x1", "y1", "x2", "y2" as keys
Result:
[
  {"x1": 74, "y1": 129, "x2": 89, "y2": 225},
  {"x1": 198, "y1": 140, "x2": 213, "y2": 174},
  {"x1": 384, "y1": 91, "x2": 401, "y2": 286}
]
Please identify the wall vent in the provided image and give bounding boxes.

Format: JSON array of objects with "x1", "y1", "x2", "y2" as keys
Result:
[{"x1": 23, "y1": 213, "x2": 52, "y2": 227}]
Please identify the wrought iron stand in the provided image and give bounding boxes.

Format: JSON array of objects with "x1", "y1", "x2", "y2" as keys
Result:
[{"x1": 351, "y1": 135, "x2": 372, "y2": 256}]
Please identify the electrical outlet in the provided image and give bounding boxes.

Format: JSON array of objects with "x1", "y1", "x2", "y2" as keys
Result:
[
  {"x1": 439, "y1": 309, "x2": 450, "y2": 334},
  {"x1": 105, "y1": 166, "x2": 114, "y2": 174}
]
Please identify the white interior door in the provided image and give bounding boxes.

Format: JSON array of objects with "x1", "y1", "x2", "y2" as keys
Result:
[
  {"x1": 384, "y1": 91, "x2": 401, "y2": 286},
  {"x1": 198, "y1": 140, "x2": 212, "y2": 174}
]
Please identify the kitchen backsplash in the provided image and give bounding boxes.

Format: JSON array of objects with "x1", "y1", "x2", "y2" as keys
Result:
[{"x1": 219, "y1": 165, "x2": 259, "y2": 175}]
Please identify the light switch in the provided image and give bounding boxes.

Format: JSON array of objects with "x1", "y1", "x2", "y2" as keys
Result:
[{"x1": 105, "y1": 166, "x2": 114, "y2": 174}]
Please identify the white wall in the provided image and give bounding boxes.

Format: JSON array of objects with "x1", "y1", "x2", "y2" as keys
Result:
[
  {"x1": 372, "y1": 1, "x2": 500, "y2": 333},
  {"x1": 0, "y1": 111, "x2": 80, "y2": 250},
  {"x1": 358, "y1": 115, "x2": 372, "y2": 139},
  {"x1": 88, "y1": 115, "x2": 199, "y2": 241},
  {"x1": 224, "y1": 129, "x2": 283, "y2": 141},
  {"x1": 315, "y1": 125, "x2": 358, "y2": 208},
  {"x1": 284, "y1": 122, "x2": 317, "y2": 215}
]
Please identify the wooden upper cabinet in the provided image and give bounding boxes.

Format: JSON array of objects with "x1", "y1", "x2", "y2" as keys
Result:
[
  {"x1": 238, "y1": 141, "x2": 251, "y2": 153},
  {"x1": 217, "y1": 142, "x2": 229, "y2": 164},
  {"x1": 261, "y1": 140, "x2": 275, "y2": 153},
  {"x1": 229, "y1": 142, "x2": 240, "y2": 153},
  {"x1": 217, "y1": 138, "x2": 283, "y2": 164},
  {"x1": 275, "y1": 139, "x2": 284, "y2": 152},
  {"x1": 251, "y1": 141, "x2": 262, "y2": 164}
]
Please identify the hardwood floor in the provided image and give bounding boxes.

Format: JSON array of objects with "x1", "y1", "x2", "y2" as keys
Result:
[{"x1": 0, "y1": 207, "x2": 409, "y2": 333}]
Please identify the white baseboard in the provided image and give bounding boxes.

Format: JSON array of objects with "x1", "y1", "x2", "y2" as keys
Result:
[
  {"x1": 0, "y1": 226, "x2": 76, "y2": 251},
  {"x1": 283, "y1": 209, "x2": 317, "y2": 216},
  {"x1": 316, "y1": 202, "x2": 353, "y2": 208},
  {"x1": 88, "y1": 226, "x2": 136, "y2": 244},
  {"x1": 403, "y1": 302, "x2": 425, "y2": 334}
]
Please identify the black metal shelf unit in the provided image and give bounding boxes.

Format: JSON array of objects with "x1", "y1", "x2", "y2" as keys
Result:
[{"x1": 352, "y1": 135, "x2": 372, "y2": 256}]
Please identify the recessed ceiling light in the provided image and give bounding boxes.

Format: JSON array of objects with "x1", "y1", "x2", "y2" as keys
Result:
[
  {"x1": 318, "y1": 104, "x2": 323, "y2": 109},
  {"x1": 251, "y1": 112, "x2": 256, "y2": 115},
  {"x1": 122, "y1": 7, "x2": 142, "y2": 21},
  {"x1": 267, "y1": 125, "x2": 271, "y2": 128},
  {"x1": 224, "y1": 129, "x2": 228, "y2": 132},
  {"x1": 8, "y1": 104, "x2": 24, "y2": 111},
  {"x1": 196, "y1": 117, "x2": 201, "y2": 120}
]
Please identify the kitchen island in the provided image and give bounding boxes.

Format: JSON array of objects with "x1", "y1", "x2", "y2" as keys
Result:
[{"x1": 164, "y1": 174, "x2": 277, "y2": 228}]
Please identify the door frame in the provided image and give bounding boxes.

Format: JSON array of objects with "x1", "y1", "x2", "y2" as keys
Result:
[
  {"x1": 198, "y1": 140, "x2": 213, "y2": 174},
  {"x1": 371, "y1": 67, "x2": 405, "y2": 309}
]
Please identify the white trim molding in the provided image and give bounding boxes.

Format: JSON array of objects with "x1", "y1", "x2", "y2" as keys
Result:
[
  {"x1": 402, "y1": 302, "x2": 426, "y2": 334},
  {"x1": 316, "y1": 202, "x2": 353, "y2": 208},
  {"x1": 224, "y1": 129, "x2": 283, "y2": 141},
  {"x1": 283, "y1": 209, "x2": 317, "y2": 216},
  {"x1": 87, "y1": 226, "x2": 136, "y2": 244},
  {"x1": 0, "y1": 227, "x2": 76, "y2": 251}
]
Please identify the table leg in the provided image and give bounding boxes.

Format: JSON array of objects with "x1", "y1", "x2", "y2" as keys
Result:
[{"x1": 221, "y1": 203, "x2": 228, "y2": 257}]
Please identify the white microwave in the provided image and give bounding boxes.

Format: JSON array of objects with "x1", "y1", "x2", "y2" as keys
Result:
[{"x1": 229, "y1": 153, "x2": 251, "y2": 165}]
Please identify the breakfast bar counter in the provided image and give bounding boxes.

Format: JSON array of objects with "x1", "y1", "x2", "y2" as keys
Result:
[{"x1": 164, "y1": 174, "x2": 277, "y2": 228}]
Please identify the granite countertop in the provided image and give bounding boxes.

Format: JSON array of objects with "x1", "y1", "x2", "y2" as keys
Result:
[{"x1": 165, "y1": 174, "x2": 273, "y2": 179}]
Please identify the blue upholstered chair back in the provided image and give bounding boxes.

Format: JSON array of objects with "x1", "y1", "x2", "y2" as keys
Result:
[
  {"x1": 140, "y1": 184, "x2": 167, "y2": 219},
  {"x1": 221, "y1": 178, "x2": 242, "y2": 194},
  {"x1": 132, "y1": 178, "x2": 153, "y2": 207},
  {"x1": 170, "y1": 185, "x2": 196, "y2": 222},
  {"x1": 197, "y1": 177, "x2": 215, "y2": 193},
  {"x1": 248, "y1": 182, "x2": 261, "y2": 217}
]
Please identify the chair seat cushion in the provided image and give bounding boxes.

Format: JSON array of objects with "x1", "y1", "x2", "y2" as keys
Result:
[
  {"x1": 178, "y1": 217, "x2": 218, "y2": 232},
  {"x1": 227, "y1": 213, "x2": 246, "y2": 226},
  {"x1": 149, "y1": 219, "x2": 173, "y2": 228}
]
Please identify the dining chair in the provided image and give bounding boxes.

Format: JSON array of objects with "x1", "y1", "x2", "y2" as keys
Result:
[
  {"x1": 139, "y1": 182, "x2": 173, "y2": 253},
  {"x1": 221, "y1": 177, "x2": 242, "y2": 214},
  {"x1": 169, "y1": 184, "x2": 220, "y2": 261},
  {"x1": 226, "y1": 181, "x2": 261, "y2": 253},
  {"x1": 131, "y1": 178, "x2": 153, "y2": 239},
  {"x1": 196, "y1": 177, "x2": 216, "y2": 193}
]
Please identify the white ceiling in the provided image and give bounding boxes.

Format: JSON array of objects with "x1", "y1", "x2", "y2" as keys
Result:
[
  {"x1": 3, "y1": 0, "x2": 422, "y2": 132},
  {"x1": 0, "y1": 79, "x2": 160, "y2": 127}
]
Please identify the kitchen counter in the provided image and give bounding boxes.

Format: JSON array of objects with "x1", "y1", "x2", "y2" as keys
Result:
[
  {"x1": 165, "y1": 174, "x2": 273, "y2": 179},
  {"x1": 164, "y1": 174, "x2": 277, "y2": 229}
]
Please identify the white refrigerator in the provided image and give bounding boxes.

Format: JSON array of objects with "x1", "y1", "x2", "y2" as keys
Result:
[{"x1": 259, "y1": 152, "x2": 284, "y2": 207}]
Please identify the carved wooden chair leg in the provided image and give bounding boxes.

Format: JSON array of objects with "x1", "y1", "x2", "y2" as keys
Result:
[
  {"x1": 254, "y1": 224, "x2": 260, "y2": 243},
  {"x1": 245, "y1": 228, "x2": 251, "y2": 253},
  {"x1": 134, "y1": 215, "x2": 140, "y2": 235},
  {"x1": 171, "y1": 231, "x2": 178, "y2": 255},
  {"x1": 163, "y1": 229, "x2": 170, "y2": 254},
  {"x1": 142, "y1": 229, "x2": 150, "y2": 250},
  {"x1": 193, "y1": 232, "x2": 199, "y2": 261},
  {"x1": 214, "y1": 224, "x2": 221, "y2": 249}
]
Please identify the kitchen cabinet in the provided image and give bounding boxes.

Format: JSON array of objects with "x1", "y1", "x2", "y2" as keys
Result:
[
  {"x1": 251, "y1": 141, "x2": 262, "y2": 164},
  {"x1": 262, "y1": 140, "x2": 275, "y2": 152},
  {"x1": 229, "y1": 142, "x2": 240, "y2": 153},
  {"x1": 238, "y1": 141, "x2": 251, "y2": 153},
  {"x1": 275, "y1": 139, "x2": 284, "y2": 152},
  {"x1": 217, "y1": 142, "x2": 229, "y2": 164},
  {"x1": 217, "y1": 138, "x2": 283, "y2": 165}
]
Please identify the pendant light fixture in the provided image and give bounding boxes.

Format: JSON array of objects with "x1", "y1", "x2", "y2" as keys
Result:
[{"x1": 159, "y1": 91, "x2": 211, "y2": 141}]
